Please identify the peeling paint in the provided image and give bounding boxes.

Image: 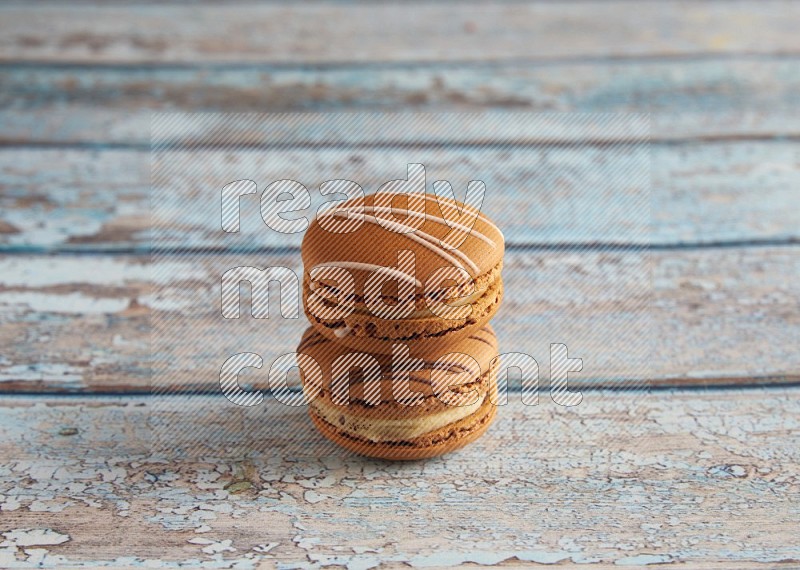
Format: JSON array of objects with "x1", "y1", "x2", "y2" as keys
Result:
[
  {"x1": 0, "y1": 363, "x2": 84, "y2": 386},
  {"x1": 0, "y1": 257, "x2": 150, "y2": 287},
  {"x1": 0, "y1": 391, "x2": 798, "y2": 567},
  {"x1": 0, "y1": 291, "x2": 131, "y2": 314},
  {"x1": 615, "y1": 553, "x2": 674, "y2": 565}
]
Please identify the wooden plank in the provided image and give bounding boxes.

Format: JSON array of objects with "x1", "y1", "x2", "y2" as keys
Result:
[
  {"x1": 1, "y1": 2, "x2": 799, "y2": 64},
  {"x1": 3, "y1": 59, "x2": 800, "y2": 144},
  {"x1": 0, "y1": 247, "x2": 797, "y2": 393},
  {"x1": 2, "y1": 141, "x2": 799, "y2": 253},
  {"x1": 1, "y1": 388, "x2": 798, "y2": 567}
]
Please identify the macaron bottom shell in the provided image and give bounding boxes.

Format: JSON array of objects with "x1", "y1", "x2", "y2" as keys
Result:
[{"x1": 308, "y1": 372, "x2": 499, "y2": 461}]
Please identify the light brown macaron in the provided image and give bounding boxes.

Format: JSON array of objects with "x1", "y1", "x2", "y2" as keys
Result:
[
  {"x1": 297, "y1": 325, "x2": 500, "y2": 460},
  {"x1": 301, "y1": 191, "x2": 504, "y2": 354}
]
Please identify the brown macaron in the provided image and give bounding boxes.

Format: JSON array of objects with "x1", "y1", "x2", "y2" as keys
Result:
[
  {"x1": 297, "y1": 325, "x2": 500, "y2": 460},
  {"x1": 301, "y1": 192, "x2": 504, "y2": 354}
]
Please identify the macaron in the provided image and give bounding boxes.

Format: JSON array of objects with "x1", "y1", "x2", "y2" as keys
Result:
[
  {"x1": 301, "y1": 192, "x2": 504, "y2": 354},
  {"x1": 297, "y1": 325, "x2": 500, "y2": 460}
]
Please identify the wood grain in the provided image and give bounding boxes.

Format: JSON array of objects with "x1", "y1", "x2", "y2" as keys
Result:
[
  {"x1": 1, "y1": 1, "x2": 796, "y2": 566},
  {"x1": 1, "y1": 247, "x2": 797, "y2": 393},
  {"x1": 1, "y1": 388, "x2": 798, "y2": 566},
  {"x1": 3, "y1": 59, "x2": 800, "y2": 144},
  {"x1": 1, "y1": 2, "x2": 799, "y2": 64},
  {"x1": 2, "y1": 141, "x2": 798, "y2": 253}
]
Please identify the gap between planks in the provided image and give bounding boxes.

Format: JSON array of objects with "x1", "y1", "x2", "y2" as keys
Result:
[
  {"x1": 5, "y1": 51, "x2": 800, "y2": 70},
  {"x1": 2, "y1": 377, "x2": 800, "y2": 400},
  {"x1": 5, "y1": 134, "x2": 800, "y2": 151},
  {"x1": 2, "y1": 239, "x2": 797, "y2": 257}
]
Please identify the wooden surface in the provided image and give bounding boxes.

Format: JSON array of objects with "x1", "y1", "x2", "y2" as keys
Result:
[
  {"x1": 2, "y1": 141, "x2": 799, "y2": 253},
  {"x1": 1, "y1": 247, "x2": 798, "y2": 394},
  {"x1": 2, "y1": 389, "x2": 799, "y2": 567},
  {"x1": 3, "y1": 2, "x2": 799, "y2": 64},
  {"x1": 0, "y1": 1, "x2": 798, "y2": 568},
  {"x1": 4, "y1": 60, "x2": 800, "y2": 144}
]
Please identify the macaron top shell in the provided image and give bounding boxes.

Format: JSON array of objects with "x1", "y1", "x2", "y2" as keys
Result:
[
  {"x1": 301, "y1": 192, "x2": 505, "y2": 298},
  {"x1": 297, "y1": 325, "x2": 498, "y2": 417}
]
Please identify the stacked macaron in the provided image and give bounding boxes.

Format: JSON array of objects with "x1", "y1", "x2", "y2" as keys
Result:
[{"x1": 298, "y1": 192, "x2": 504, "y2": 459}]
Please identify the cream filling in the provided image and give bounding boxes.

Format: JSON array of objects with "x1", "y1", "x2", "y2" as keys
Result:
[
  {"x1": 311, "y1": 393, "x2": 486, "y2": 442},
  {"x1": 318, "y1": 286, "x2": 486, "y2": 322}
]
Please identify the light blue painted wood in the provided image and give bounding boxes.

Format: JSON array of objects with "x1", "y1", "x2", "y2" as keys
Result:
[
  {"x1": 1, "y1": 140, "x2": 797, "y2": 252},
  {"x1": 1, "y1": 389, "x2": 798, "y2": 566},
  {"x1": 2, "y1": 1, "x2": 798, "y2": 65},
  {"x1": 1, "y1": 59, "x2": 800, "y2": 144},
  {"x1": 1, "y1": 247, "x2": 797, "y2": 392}
]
